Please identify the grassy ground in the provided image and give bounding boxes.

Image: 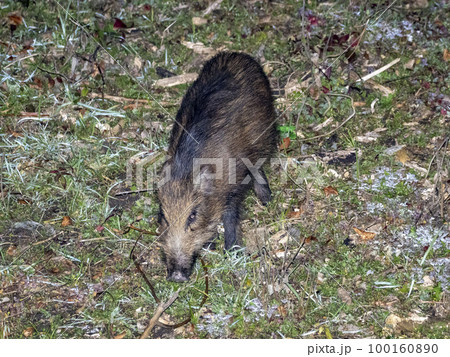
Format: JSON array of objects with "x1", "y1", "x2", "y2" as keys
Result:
[{"x1": 0, "y1": 0, "x2": 449, "y2": 339}]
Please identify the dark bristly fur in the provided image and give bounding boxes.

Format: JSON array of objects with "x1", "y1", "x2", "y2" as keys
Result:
[{"x1": 158, "y1": 52, "x2": 278, "y2": 282}]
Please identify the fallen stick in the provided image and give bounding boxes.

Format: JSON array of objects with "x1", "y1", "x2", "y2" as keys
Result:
[
  {"x1": 140, "y1": 291, "x2": 179, "y2": 339},
  {"x1": 32, "y1": 232, "x2": 63, "y2": 246},
  {"x1": 154, "y1": 73, "x2": 198, "y2": 87},
  {"x1": 300, "y1": 93, "x2": 356, "y2": 141},
  {"x1": 356, "y1": 58, "x2": 400, "y2": 83},
  {"x1": 87, "y1": 92, "x2": 176, "y2": 107},
  {"x1": 4, "y1": 54, "x2": 39, "y2": 69},
  {"x1": 88, "y1": 92, "x2": 149, "y2": 103}
]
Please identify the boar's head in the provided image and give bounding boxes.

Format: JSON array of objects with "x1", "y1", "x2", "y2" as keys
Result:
[{"x1": 157, "y1": 172, "x2": 219, "y2": 282}]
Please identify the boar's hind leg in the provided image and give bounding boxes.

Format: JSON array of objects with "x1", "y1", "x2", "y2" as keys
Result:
[
  {"x1": 253, "y1": 168, "x2": 271, "y2": 206},
  {"x1": 223, "y1": 195, "x2": 244, "y2": 250}
]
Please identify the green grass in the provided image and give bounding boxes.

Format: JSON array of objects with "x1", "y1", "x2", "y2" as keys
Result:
[{"x1": 1, "y1": 0, "x2": 449, "y2": 339}]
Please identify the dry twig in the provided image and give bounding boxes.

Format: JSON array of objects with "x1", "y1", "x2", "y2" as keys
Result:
[
  {"x1": 300, "y1": 93, "x2": 356, "y2": 142},
  {"x1": 154, "y1": 73, "x2": 198, "y2": 87},
  {"x1": 131, "y1": 237, "x2": 209, "y2": 337},
  {"x1": 140, "y1": 291, "x2": 180, "y2": 339}
]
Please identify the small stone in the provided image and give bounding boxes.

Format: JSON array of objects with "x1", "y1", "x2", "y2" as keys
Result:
[{"x1": 111, "y1": 124, "x2": 121, "y2": 136}]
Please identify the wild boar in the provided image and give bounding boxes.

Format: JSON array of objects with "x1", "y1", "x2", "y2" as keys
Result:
[{"x1": 158, "y1": 52, "x2": 278, "y2": 282}]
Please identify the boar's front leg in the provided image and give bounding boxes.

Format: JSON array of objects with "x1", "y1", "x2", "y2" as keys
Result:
[
  {"x1": 253, "y1": 168, "x2": 272, "y2": 206},
  {"x1": 223, "y1": 194, "x2": 244, "y2": 250}
]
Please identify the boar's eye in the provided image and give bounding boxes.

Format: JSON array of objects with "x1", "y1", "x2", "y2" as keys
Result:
[{"x1": 186, "y1": 209, "x2": 197, "y2": 227}]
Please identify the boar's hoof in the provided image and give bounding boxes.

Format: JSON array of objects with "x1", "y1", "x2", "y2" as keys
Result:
[{"x1": 167, "y1": 270, "x2": 190, "y2": 283}]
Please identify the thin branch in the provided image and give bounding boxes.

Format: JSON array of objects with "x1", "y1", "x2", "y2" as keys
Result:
[
  {"x1": 140, "y1": 291, "x2": 180, "y2": 339},
  {"x1": 425, "y1": 136, "x2": 449, "y2": 179},
  {"x1": 300, "y1": 93, "x2": 356, "y2": 142}
]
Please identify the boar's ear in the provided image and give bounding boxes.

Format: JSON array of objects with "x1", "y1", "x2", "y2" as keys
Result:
[{"x1": 194, "y1": 166, "x2": 214, "y2": 195}]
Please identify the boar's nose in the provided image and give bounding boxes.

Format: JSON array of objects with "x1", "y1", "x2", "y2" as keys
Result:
[{"x1": 167, "y1": 270, "x2": 189, "y2": 283}]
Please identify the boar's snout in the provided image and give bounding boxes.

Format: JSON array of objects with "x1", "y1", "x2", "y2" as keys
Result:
[
  {"x1": 167, "y1": 269, "x2": 191, "y2": 283},
  {"x1": 167, "y1": 270, "x2": 190, "y2": 283},
  {"x1": 166, "y1": 259, "x2": 193, "y2": 282}
]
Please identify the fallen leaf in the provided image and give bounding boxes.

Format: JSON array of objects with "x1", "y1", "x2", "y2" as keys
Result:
[
  {"x1": 287, "y1": 207, "x2": 303, "y2": 218},
  {"x1": 443, "y1": 49, "x2": 450, "y2": 62},
  {"x1": 8, "y1": 14, "x2": 23, "y2": 31},
  {"x1": 422, "y1": 275, "x2": 434, "y2": 287},
  {"x1": 61, "y1": 216, "x2": 73, "y2": 227},
  {"x1": 187, "y1": 323, "x2": 195, "y2": 334},
  {"x1": 316, "y1": 272, "x2": 325, "y2": 284},
  {"x1": 385, "y1": 313, "x2": 401, "y2": 329},
  {"x1": 23, "y1": 327, "x2": 34, "y2": 337},
  {"x1": 274, "y1": 249, "x2": 287, "y2": 258},
  {"x1": 324, "y1": 326, "x2": 333, "y2": 339},
  {"x1": 95, "y1": 122, "x2": 111, "y2": 134},
  {"x1": 11, "y1": 131, "x2": 22, "y2": 138},
  {"x1": 337, "y1": 287, "x2": 352, "y2": 305},
  {"x1": 309, "y1": 86, "x2": 320, "y2": 100},
  {"x1": 395, "y1": 148, "x2": 410, "y2": 164},
  {"x1": 32, "y1": 76, "x2": 43, "y2": 89},
  {"x1": 323, "y1": 186, "x2": 338, "y2": 196},
  {"x1": 277, "y1": 305, "x2": 287, "y2": 317},
  {"x1": 123, "y1": 104, "x2": 139, "y2": 110},
  {"x1": 270, "y1": 230, "x2": 289, "y2": 246},
  {"x1": 92, "y1": 272, "x2": 103, "y2": 280},
  {"x1": 9, "y1": 13, "x2": 23, "y2": 25},
  {"x1": 114, "y1": 331, "x2": 127, "y2": 339},
  {"x1": 373, "y1": 296, "x2": 399, "y2": 308},
  {"x1": 404, "y1": 59, "x2": 415, "y2": 70},
  {"x1": 258, "y1": 15, "x2": 272, "y2": 25},
  {"x1": 367, "y1": 80, "x2": 394, "y2": 96},
  {"x1": 279, "y1": 137, "x2": 291, "y2": 150},
  {"x1": 409, "y1": 0, "x2": 428, "y2": 9},
  {"x1": 385, "y1": 312, "x2": 428, "y2": 333},
  {"x1": 6, "y1": 245, "x2": 17, "y2": 256},
  {"x1": 353, "y1": 227, "x2": 376, "y2": 241},
  {"x1": 304, "y1": 236, "x2": 317, "y2": 244},
  {"x1": 113, "y1": 18, "x2": 127, "y2": 29},
  {"x1": 192, "y1": 17, "x2": 207, "y2": 26},
  {"x1": 47, "y1": 76, "x2": 55, "y2": 88}
]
